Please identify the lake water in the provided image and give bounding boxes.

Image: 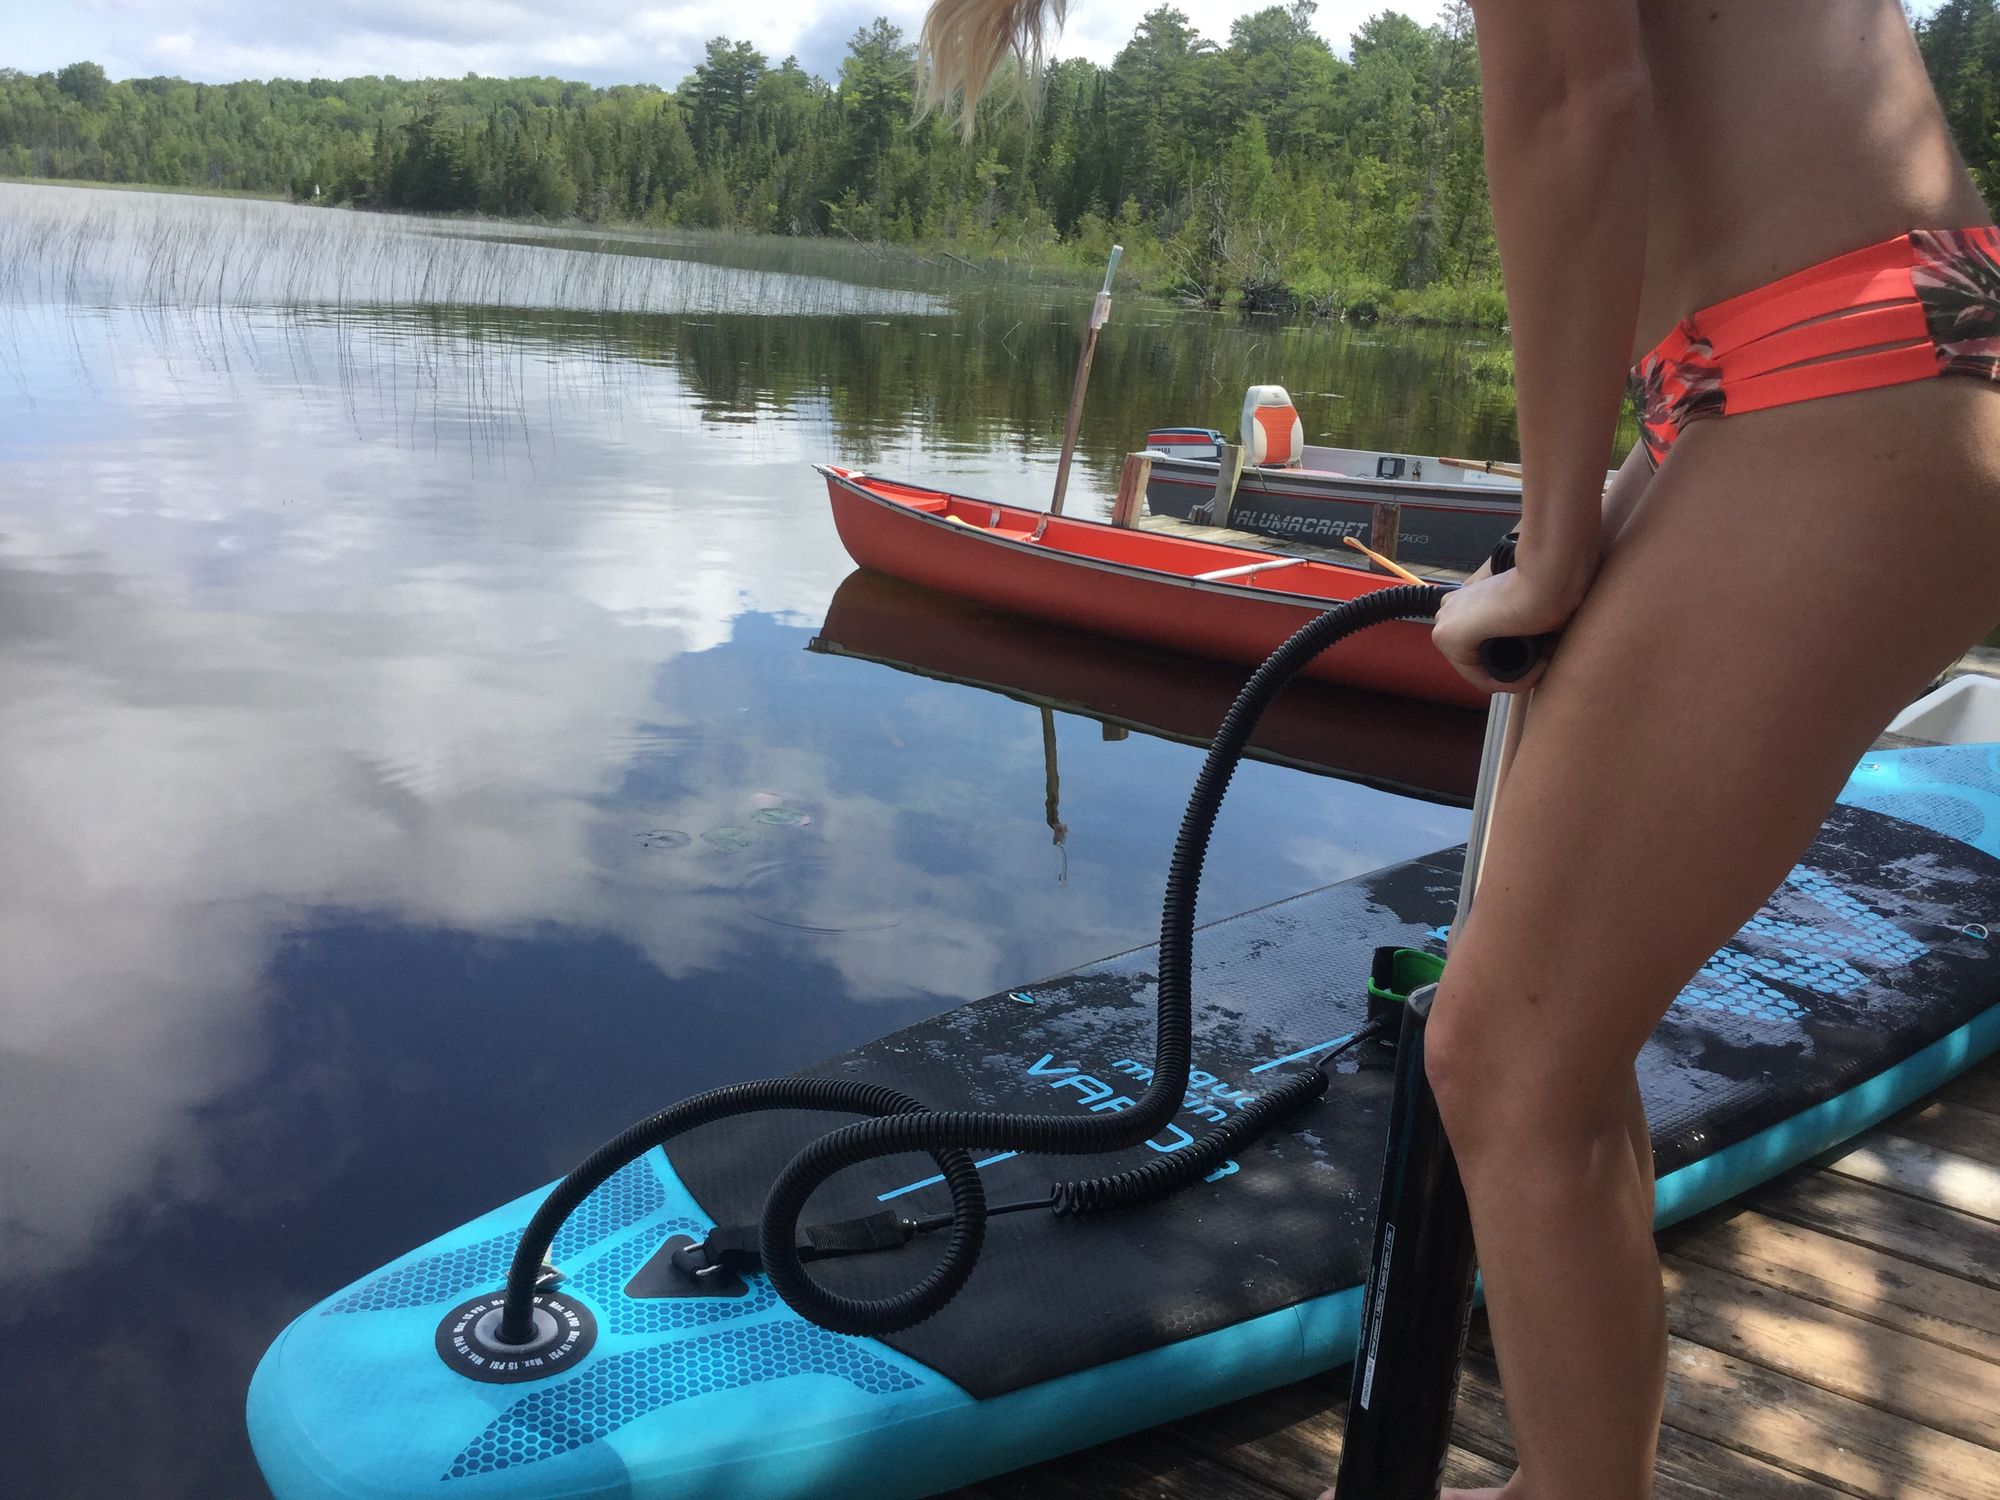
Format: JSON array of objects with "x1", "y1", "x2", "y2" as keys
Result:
[{"x1": 0, "y1": 185, "x2": 1513, "y2": 1496}]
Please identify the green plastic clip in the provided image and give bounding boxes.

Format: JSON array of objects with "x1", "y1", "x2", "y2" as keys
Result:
[
  {"x1": 1368, "y1": 946, "x2": 1446, "y2": 1005},
  {"x1": 1366, "y1": 947, "x2": 1446, "y2": 1030}
]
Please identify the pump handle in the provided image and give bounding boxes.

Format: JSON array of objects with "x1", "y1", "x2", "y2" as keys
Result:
[{"x1": 1476, "y1": 532, "x2": 1553, "y2": 683}]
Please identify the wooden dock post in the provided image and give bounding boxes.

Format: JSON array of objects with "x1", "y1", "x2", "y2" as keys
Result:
[
  {"x1": 1111, "y1": 453, "x2": 1152, "y2": 528},
  {"x1": 1051, "y1": 245, "x2": 1124, "y2": 516},
  {"x1": 1370, "y1": 501, "x2": 1400, "y2": 561},
  {"x1": 1192, "y1": 443, "x2": 1246, "y2": 527}
]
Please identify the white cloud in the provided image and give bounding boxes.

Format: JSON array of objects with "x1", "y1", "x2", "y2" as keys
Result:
[{"x1": 150, "y1": 31, "x2": 194, "y2": 58}]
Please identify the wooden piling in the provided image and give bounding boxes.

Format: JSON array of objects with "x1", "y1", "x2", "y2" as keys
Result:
[
  {"x1": 1369, "y1": 501, "x2": 1401, "y2": 562},
  {"x1": 1192, "y1": 443, "x2": 1246, "y2": 527},
  {"x1": 1111, "y1": 453, "x2": 1152, "y2": 528}
]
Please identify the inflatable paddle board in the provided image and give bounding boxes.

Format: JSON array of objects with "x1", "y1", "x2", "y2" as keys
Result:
[{"x1": 248, "y1": 678, "x2": 2000, "y2": 1500}]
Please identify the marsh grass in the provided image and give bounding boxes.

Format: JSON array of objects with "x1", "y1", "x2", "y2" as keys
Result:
[
  {"x1": 0, "y1": 175, "x2": 288, "y2": 202},
  {"x1": 453, "y1": 220, "x2": 1100, "y2": 295},
  {"x1": 0, "y1": 184, "x2": 955, "y2": 467},
  {"x1": 0, "y1": 183, "x2": 953, "y2": 320}
]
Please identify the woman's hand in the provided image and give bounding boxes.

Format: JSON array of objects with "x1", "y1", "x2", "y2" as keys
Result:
[{"x1": 1433, "y1": 554, "x2": 1594, "y2": 694}]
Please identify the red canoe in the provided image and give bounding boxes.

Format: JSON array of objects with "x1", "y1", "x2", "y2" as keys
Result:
[{"x1": 818, "y1": 466, "x2": 1483, "y2": 709}]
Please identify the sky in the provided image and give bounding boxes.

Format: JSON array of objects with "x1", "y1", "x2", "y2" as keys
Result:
[{"x1": 7, "y1": 1, "x2": 1459, "y2": 89}]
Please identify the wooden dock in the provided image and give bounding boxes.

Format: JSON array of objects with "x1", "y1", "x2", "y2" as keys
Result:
[{"x1": 947, "y1": 1051, "x2": 2000, "y2": 1500}]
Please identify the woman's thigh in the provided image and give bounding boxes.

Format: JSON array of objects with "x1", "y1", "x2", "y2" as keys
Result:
[{"x1": 1432, "y1": 380, "x2": 2000, "y2": 1111}]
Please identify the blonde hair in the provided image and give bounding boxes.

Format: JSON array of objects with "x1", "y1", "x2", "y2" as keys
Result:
[{"x1": 917, "y1": 0, "x2": 1069, "y2": 135}]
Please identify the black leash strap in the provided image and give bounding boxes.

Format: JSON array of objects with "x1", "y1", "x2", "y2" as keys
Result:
[{"x1": 672, "y1": 1210, "x2": 917, "y2": 1280}]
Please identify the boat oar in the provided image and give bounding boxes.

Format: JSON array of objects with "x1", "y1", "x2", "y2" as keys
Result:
[
  {"x1": 1342, "y1": 536, "x2": 1425, "y2": 585},
  {"x1": 1438, "y1": 455, "x2": 1525, "y2": 481},
  {"x1": 1049, "y1": 245, "x2": 1123, "y2": 517},
  {"x1": 1440, "y1": 455, "x2": 1610, "y2": 494}
]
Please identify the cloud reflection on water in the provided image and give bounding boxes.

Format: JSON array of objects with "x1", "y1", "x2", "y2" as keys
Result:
[{"x1": 0, "y1": 319, "x2": 884, "y2": 1276}]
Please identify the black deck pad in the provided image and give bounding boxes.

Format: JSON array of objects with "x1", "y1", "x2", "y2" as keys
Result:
[{"x1": 665, "y1": 803, "x2": 1997, "y2": 1399}]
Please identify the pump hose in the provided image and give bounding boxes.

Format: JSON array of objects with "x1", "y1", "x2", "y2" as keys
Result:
[{"x1": 495, "y1": 581, "x2": 1448, "y2": 1345}]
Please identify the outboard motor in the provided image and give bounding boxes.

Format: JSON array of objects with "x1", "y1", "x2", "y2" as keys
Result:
[
  {"x1": 1241, "y1": 385, "x2": 1304, "y2": 468},
  {"x1": 1146, "y1": 427, "x2": 1226, "y2": 461}
]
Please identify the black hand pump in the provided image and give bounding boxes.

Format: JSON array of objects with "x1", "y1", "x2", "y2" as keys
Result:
[{"x1": 1332, "y1": 534, "x2": 1541, "y2": 1499}]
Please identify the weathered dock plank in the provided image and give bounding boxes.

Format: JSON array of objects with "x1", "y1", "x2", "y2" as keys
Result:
[
  {"x1": 1668, "y1": 1207, "x2": 2000, "y2": 1359},
  {"x1": 1827, "y1": 1135, "x2": 2000, "y2": 1222},
  {"x1": 1749, "y1": 1167, "x2": 2000, "y2": 1288},
  {"x1": 1658, "y1": 1257, "x2": 2000, "y2": 1448},
  {"x1": 1940, "y1": 1062, "x2": 2000, "y2": 1115},
  {"x1": 1889, "y1": 1097, "x2": 2000, "y2": 1168},
  {"x1": 1158, "y1": 1377, "x2": 1512, "y2": 1496},
  {"x1": 1454, "y1": 1348, "x2": 1854, "y2": 1499},
  {"x1": 1658, "y1": 1337, "x2": 2000, "y2": 1500}
]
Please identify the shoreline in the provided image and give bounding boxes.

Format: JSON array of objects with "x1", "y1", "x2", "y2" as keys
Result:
[{"x1": 0, "y1": 174, "x2": 287, "y2": 201}]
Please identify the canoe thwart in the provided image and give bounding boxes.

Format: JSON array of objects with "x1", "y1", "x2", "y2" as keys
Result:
[{"x1": 1194, "y1": 556, "x2": 1311, "y2": 584}]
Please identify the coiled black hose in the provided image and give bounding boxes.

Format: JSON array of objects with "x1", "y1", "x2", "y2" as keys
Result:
[
  {"x1": 496, "y1": 581, "x2": 1448, "y2": 1345},
  {"x1": 495, "y1": 1077, "x2": 988, "y2": 1342},
  {"x1": 1045, "y1": 1060, "x2": 1332, "y2": 1216}
]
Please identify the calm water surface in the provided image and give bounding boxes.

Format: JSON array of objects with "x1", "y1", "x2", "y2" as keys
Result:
[{"x1": 0, "y1": 186, "x2": 1511, "y2": 1496}]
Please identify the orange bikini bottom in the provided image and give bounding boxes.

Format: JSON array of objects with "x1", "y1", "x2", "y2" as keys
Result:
[{"x1": 1630, "y1": 226, "x2": 2000, "y2": 467}]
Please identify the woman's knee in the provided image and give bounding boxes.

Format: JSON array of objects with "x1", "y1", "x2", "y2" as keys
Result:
[
  {"x1": 1422, "y1": 975, "x2": 1517, "y2": 1157},
  {"x1": 1424, "y1": 969, "x2": 1632, "y2": 1166}
]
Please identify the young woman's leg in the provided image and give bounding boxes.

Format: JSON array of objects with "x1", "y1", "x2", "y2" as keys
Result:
[{"x1": 1420, "y1": 378, "x2": 2000, "y2": 1500}]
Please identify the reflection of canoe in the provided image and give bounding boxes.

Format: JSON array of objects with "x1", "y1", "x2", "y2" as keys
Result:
[
  {"x1": 817, "y1": 467, "x2": 1482, "y2": 710},
  {"x1": 1144, "y1": 432, "x2": 1523, "y2": 571},
  {"x1": 810, "y1": 569, "x2": 1481, "y2": 805}
]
